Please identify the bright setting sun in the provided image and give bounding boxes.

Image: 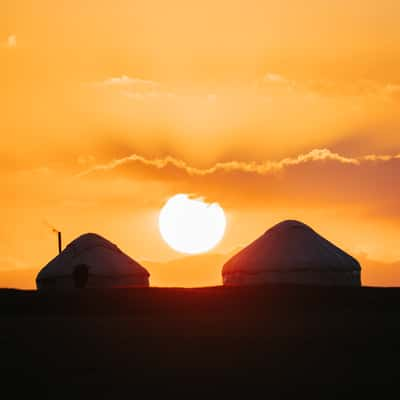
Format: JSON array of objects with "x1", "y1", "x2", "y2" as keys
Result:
[{"x1": 158, "y1": 194, "x2": 226, "y2": 254}]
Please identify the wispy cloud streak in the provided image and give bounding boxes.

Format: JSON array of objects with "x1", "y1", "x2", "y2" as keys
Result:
[
  {"x1": 77, "y1": 149, "x2": 400, "y2": 178},
  {"x1": 89, "y1": 75, "x2": 159, "y2": 88}
]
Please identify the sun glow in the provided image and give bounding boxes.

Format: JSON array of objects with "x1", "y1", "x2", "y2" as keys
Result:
[{"x1": 158, "y1": 194, "x2": 226, "y2": 254}]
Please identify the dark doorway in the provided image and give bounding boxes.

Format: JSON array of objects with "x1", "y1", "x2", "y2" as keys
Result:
[{"x1": 73, "y1": 264, "x2": 89, "y2": 288}]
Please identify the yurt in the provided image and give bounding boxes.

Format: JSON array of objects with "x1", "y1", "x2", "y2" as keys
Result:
[
  {"x1": 222, "y1": 220, "x2": 361, "y2": 286},
  {"x1": 36, "y1": 233, "x2": 150, "y2": 289}
]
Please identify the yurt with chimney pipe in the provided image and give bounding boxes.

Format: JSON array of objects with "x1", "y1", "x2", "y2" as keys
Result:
[
  {"x1": 36, "y1": 233, "x2": 150, "y2": 289},
  {"x1": 222, "y1": 220, "x2": 361, "y2": 287}
]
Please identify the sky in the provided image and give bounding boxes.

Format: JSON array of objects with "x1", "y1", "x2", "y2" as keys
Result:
[{"x1": 1, "y1": 0, "x2": 400, "y2": 287}]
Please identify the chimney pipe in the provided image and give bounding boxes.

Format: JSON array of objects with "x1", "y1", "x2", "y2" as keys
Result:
[{"x1": 58, "y1": 231, "x2": 62, "y2": 254}]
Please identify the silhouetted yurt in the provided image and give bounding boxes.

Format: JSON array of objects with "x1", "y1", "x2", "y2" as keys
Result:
[
  {"x1": 222, "y1": 220, "x2": 361, "y2": 286},
  {"x1": 36, "y1": 233, "x2": 150, "y2": 289}
]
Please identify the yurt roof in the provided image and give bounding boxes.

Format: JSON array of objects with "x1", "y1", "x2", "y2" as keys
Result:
[
  {"x1": 37, "y1": 233, "x2": 149, "y2": 279},
  {"x1": 222, "y1": 220, "x2": 361, "y2": 275}
]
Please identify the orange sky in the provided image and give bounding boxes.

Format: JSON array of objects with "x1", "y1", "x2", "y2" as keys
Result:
[{"x1": 1, "y1": 0, "x2": 400, "y2": 288}]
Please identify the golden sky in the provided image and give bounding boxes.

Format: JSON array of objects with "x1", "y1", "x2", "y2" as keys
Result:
[{"x1": 1, "y1": 0, "x2": 400, "y2": 287}]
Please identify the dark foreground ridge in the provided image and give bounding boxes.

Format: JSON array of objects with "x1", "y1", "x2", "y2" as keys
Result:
[{"x1": 1, "y1": 285, "x2": 400, "y2": 397}]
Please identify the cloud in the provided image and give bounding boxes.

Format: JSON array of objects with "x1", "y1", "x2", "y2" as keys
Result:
[
  {"x1": 88, "y1": 76, "x2": 159, "y2": 94},
  {"x1": 263, "y1": 73, "x2": 289, "y2": 84},
  {"x1": 88, "y1": 75, "x2": 220, "y2": 104},
  {"x1": 95, "y1": 75, "x2": 159, "y2": 88},
  {"x1": 1, "y1": 35, "x2": 16, "y2": 48},
  {"x1": 260, "y1": 72, "x2": 400, "y2": 101},
  {"x1": 90, "y1": 77, "x2": 219, "y2": 108},
  {"x1": 362, "y1": 154, "x2": 400, "y2": 161},
  {"x1": 87, "y1": 75, "x2": 174, "y2": 100},
  {"x1": 74, "y1": 148, "x2": 400, "y2": 217},
  {"x1": 77, "y1": 148, "x2": 400, "y2": 178}
]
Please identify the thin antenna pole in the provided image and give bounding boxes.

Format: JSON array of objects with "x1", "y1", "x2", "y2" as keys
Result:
[{"x1": 58, "y1": 231, "x2": 62, "y2": 254}]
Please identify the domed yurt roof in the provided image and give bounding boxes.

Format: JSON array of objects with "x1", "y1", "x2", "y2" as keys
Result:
[
  {"x1": 222, "y1": 220, "x2": 361, "y2": 286},
  {"x1": 36, "y1": 233, "x2": 150, "y2": 289}
]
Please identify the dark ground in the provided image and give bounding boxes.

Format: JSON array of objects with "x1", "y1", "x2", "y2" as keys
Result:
[{"x1": 1, "y1": 285, "x2": 399, "y2": 397}]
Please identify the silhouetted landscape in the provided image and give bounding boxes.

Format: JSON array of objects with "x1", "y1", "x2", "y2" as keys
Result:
[{"x1": 2, "y1": 285, "x2": 400, "y2": 397}]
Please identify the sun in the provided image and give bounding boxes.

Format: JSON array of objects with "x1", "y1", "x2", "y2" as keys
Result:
[{"x1": 158, "y1": 194, "x2": 226, "y2": 255}]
